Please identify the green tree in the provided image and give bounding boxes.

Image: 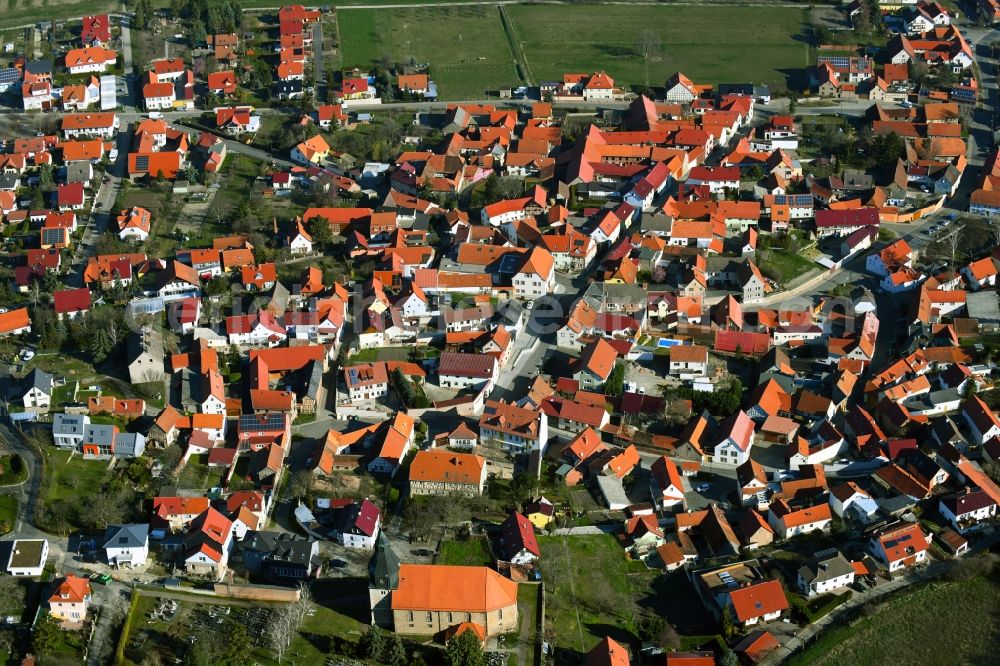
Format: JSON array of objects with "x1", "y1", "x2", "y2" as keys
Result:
[
  {"x1": 31, "y1": 613, "x2": 62, "y2": 655},
  {"x1": 383, "y1": 634, "x2": 407, "y2": 666},
  {"x1": 307, "y1": 216, "x2": 335, "y2": 250},
  {"x1": 720, "y1": 649, "x2": 739, "y2": 666},
  {"x1": 605, "y1": 362, "x2": 626, "y2": 397},
  {"x1": 721, "y1": 604, "x2": 736, "y2": 640},
  {"x1": 638, "y1": 615, "x2": 666, "y2": 642},
  {"x1": 446, "y1": 630, "x2": 484, "y2": 666},
  {"x1": 359, "y1": 625, "x2": 385, "y2": 660},
  {"x1": 393, "y1": 368, "x2": 417, "y2": 407},
  {"x1": 223, "y1": 623, "x2": 254, "y2": 666}
]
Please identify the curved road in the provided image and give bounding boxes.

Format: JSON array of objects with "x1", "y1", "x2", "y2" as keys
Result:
[{"x1": 0, "y1": 419, "x2": 44, "y2": 533}]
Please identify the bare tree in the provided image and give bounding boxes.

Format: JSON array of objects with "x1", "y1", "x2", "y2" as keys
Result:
[
  {"x1": 266, "y1": 584, "x2": 314, "y2": 662},
  {"x1": 639, "y1": 30, "x2": 662, "y2": 87},
  {"x1": 93, "y1": 591, "x2": 133, "y2": 663}
]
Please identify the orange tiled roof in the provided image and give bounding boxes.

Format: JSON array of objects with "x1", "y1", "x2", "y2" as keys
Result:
[{"x1": 391, "y1": 563, "x2": 517, "y2": 612}]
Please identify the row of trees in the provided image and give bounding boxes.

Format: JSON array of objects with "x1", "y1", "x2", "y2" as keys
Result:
[{"x1": 360, "y1": 625, "x2": 486, "y2": 666}]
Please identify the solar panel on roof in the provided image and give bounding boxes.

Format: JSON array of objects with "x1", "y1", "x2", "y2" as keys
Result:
[
  {"x1": 134, "y1": 155, "x2": 149, "y2": 171},
  {"x1": 42, "y1": 228, "x2": 64, "y2": 244},
  {"x1": 819, "y1": 55, "x2": 850, "y2": 68},
  {"x1": 0, "y1": 68, "x2": 19, "y2": 84}
]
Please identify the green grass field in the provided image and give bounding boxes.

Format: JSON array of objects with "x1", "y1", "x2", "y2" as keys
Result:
[
  {"x1": 177, "y1": 454, "x2": 225, "y2": 491},
  {"x1": 338, "y1": 5, "x2": 519, "y2": 99},
  {"x1": 44, "y1": 449, "x2": 109, "y2": 503},
  {"x1": 757, "y1": 247, "x2": 818, "y2": 285},
  {"x1": 507, "y1": 4, "x2": 811, "y2": 91},
  {"x1": 538, "y1": 534, "x2": 642, "y2": 656},
  {"x1": 121, "y1": 582, "x2": 370, "y2": 666},
  {"x1": 337, "y1": 4, "x2": 809, "y2": 99},
  {"x1": 790, "y1": 575, "x2": 1000, "y2": 666},
  {"x1": 0, "y1": 0, "x2": 110, "y2": 31},
  {"x1": 0, "y1": 494, "x2": 18, "y2": 534},
  {"x1": 438, "y1": 538, "x2": 494, "y2": 567}
]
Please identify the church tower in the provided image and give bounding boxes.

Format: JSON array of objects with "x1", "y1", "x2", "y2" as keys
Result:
[{"x1": 368, "y1": 531, "x2": 400, "y2": 628}]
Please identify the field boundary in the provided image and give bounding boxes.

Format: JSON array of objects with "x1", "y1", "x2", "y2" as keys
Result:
[{"x1": 497, "y1": 4, "x2": 532, "y2": 86}]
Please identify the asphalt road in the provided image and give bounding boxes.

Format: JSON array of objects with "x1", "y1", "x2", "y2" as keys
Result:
[{"x1": 66, "y1": 127, "x2": 131, "y2": 288}]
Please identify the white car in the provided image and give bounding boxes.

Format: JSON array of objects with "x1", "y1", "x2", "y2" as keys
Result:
[{"x1": 20, "y1": 350, "x2": 35, "y2": 362}]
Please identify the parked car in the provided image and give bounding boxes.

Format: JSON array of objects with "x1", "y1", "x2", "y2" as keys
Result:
[{"x1": 695, "y1": 483, "x2": 711, "y2": 493}]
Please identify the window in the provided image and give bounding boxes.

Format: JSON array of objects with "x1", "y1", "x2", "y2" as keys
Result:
[
  {"x1": 425, "y1": 611, "x2": 433, "y2": 623},
  {"x1": 498, "y1": 608, "x2": 503, "y2": 620},
  {"x1": 407, "y1": 611, "x2": 414, "y2": 622}
]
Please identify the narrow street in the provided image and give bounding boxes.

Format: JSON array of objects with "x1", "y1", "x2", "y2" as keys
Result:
[{"x1": 66, "y1": 127, "x2": 131, "y2": 288}]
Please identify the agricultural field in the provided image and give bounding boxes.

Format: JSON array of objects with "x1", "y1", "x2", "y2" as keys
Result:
[
  {"x1": 0, "y1": 0, "x2": 111, "y2": 31},
  {"x1": 790, "y1": 574, "x2": 1000, "y2": 666},
  {"x1": 507, "y1": 4, "x2": 812, "y2": 91},
  {"x1": 337, "y1": 5, "x2": 519, "y2": 99}
]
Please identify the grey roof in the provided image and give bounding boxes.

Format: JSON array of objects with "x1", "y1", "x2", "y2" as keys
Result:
[
  {"x1": 901, "y1": 387, "x2": 961, "y2": 412},
  {"x1": 239, "y1": 530, "x2": 316, "y2": 566},
  {"x1": 24, "y1": 60, "x2": 53, "y2": 75},
  {"x1": 0, "y1": 173, "x2": 20, "y2": 190},
  {"x1": 369, "y1": 531, "x2": 399, "y2": 589},
  {"x1": 641, "y1": 213, "x2": 674, "y2": 234},
  {"x1": 127, "y1": 325, "x2": 164, "y2": 365},
  {"x1": 83, "y1": 423, "x2": 116, "y2": 447},
  {"x1": 931, "y1": 416, "x2": 965, "y2": 445},
  {"x1": 269, "y1": 281, "x2": 291, "y2": 314},
  {"x1": 596, "y1": 474, "x2": 629, "y2": 508},
  {"x1": 103, "y1": 523, "x2": 149, "y2": 550},
  {"x1": 65, "y1": 162, "x2": 93, "y2": 183},
  {"x1": 798, "y1": 551, "x2": 854, "y2": 586},
  {"x1": 582, "y1": 281, "x2": 647, "y2": 310},
  {"x1": 967, "y1": 291, "x2": 1000, "y2": 324},
  {"x1": 303, "y1": 360, "x2": 323, "y2": 400},
  {"x1": 494, "y1": 299, "x2": 524, "y2": 326},
  {"x1": 26, "y1": 368, "x2": 53, "y2": 394},
  {"x1": 53, "y1": 413, "x2": 87, "y2": 436},
  {"x1": 115, "y1": 432, "x2": 146, "y2": 456}
]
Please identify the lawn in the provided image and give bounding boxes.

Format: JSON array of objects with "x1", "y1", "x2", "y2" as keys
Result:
[
  {"x1": 177, "y1": 454, "x2": 225, "y2": 491},
  {"x1": 121, "y1": 582, "x2": 370, "y2": 666},
  {"x1": 338, "y1": 5, "x2": 520, "y2": 99},
  {"x1": 0, "y1": 495, "x2": 18, "y2": 534},
  {"x1": 438, "y1": 538, "x2": 494, "y2": 567},
  {"x1": 39, "y1": 448, "x2": 112, "y2": 533},
  {"x1": 44, "y1": 449, "x2": 109, "y2": 502},
  {"x1": 0, "y1": 575, "x2": 27, "y2": 620},
  {"x1": 49, "y1": 381, "x2": 77, "y2": 410},
  {"x1": 538, "y1": 534, "x2": 642, "y2": 656},
  {"x1": 507, "y1": 4, "x2": 812, "y2": 91},
  {"x1": 756, "y1": 247, "x2": 818, "y2": 285},
  {"x1": 790, "y1": 574, "x2": 1000, "y2": 666},
  {"x1": 347, "y1": 346, "x2": 413, "y2": 364},
  {"x1": 0, "y1": 454, "x2": 27, "y2": 486}
]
